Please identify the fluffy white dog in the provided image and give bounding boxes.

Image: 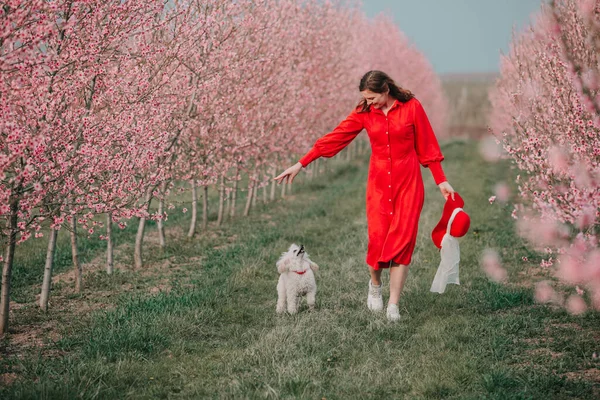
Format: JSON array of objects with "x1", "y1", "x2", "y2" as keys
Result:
[{"x1": 276, "y1": 243, "x2": 319, "y2": 314}]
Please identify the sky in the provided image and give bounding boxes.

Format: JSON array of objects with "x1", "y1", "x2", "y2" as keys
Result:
[{"x1": 361, "y1": 0, "x2": 545, "y2": 75}]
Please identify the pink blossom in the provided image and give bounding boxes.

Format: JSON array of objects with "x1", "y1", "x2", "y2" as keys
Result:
[
  {"x1": 540, "y1": 257, "x2": 555, "y2": 269},
  {"x1": 571, "y1": 162, "x2": 592, "y2": 189},
  {"x1": 535, "y1": 280, "x2": 555, "y2": 303},
  {"x1": 488, "y1": 196, "x2": 497, "y2": 204},
  {"x1": 566, "y1": 294, "x2": 587, "y2": 315},
  {"x1": 582, "y1": 250, "x2": 600, "y2": 282},
  {"x1": 548, "y1": 146, "x2": 570, "y2": 176},
  {"x1": 516, "y1": 217, "x2": 569, "y2": 249},
  {"x1": 494, "y1": 182, "x2": 511, "y2": 202},
  {"x1": 578, "y1": 0, "x2": 596, "y2": 15},
  {"x1": 576, "y1": 206, "x2": 596, "y2": 230},
  {"x1": 481, "y1": 249, "x2": 508, "y2": 282},
  {"x1": 479, "y1": 135, "x2": 504, "y2": 162}
]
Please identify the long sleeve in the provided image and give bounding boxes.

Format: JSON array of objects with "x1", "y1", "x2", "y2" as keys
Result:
[
  {"x1": 298, "y1": 108, "x2": 364, "y2": 168},
  {"x1": 413, "y1": 99, "x2": 447, "y2": 185}
]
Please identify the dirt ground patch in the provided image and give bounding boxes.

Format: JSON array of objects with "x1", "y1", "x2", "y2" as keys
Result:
[
  {"x1": 563, "y1": 368, "x2": 600, "y2": 383},
  {"x1": 0, "y1": 372, "x2": 18, "y2": 386}
]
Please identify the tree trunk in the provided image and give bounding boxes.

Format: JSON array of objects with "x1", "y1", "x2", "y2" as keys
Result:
[
  {"x1": 0, "y1": 196, "x2": 19, "y2": 335},
  {"x1": 40, "y1": 228, "x2": 58, "y2": 311},
  {"x1": 270, "y1": 167, "x2": 277, "y2": 201},
  {"x1": 230, "y1": 175, "x2": 238, "y2": 218},
  {"x1": 262, "y1": 180, "x2": 268, "y2": 204},
  {"x1": 225, "y1": 188, "x2": 230, "y2": 222},
  {"x1": 281, "y1": 175, "x2": 286, "y2": 198},
  {"x1": 188, "y1": 180, "x2": 198, "y2": 238},
  {"x1": 134, "y1": 190, "x2": 153, "y2": 269},
  {"x1": 202, "y1": 185, "x2": 208, "y2": 229},
  {"x1": 217, "y1": 175, "x2": 225, "y2": 226},
  {"x1": 157, "y1": 182, "x2": 166, "y2": 249},
  {"x1": 251, "y1": 176, "x2": 257, "y2": 208},
  {"x1": 243, "y1": 177, "x2": 254, "y2": 216},
  {"x1": 106, "y1": 213, "x2": 114, "y2": 274},
  {"x1": 71, "y1": 216, "x2": 82, "y2": 293}
]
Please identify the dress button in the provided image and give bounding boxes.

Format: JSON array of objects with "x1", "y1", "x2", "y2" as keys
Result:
[
  {"x1": 389, "y1": 199, "x2": 391, "y2": 201},
  {"x1": 387, "y1": 145, "x2": 389, "y2": 147},
  {"x1": 390, "y1": 212, "x2": 393, "y2": 215},
  {"x1": 388, "y1": 172, "x2": 391, "y2": 174},
  {"x1": 388, "y1": 185, "x2": 391, "y2": 188}
]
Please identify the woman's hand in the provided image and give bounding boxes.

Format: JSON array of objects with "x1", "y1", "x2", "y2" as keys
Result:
[
  {"x1": 274, "y1": 162, "x2": 303, "y2": 184},
  {"x1": 438, "y1": 181, "x2": 455, "y2": 201}
]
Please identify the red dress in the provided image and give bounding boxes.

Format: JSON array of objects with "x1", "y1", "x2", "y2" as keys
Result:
[{"x1": 299, "y1": 98, "x2": 447, "y2": 270}]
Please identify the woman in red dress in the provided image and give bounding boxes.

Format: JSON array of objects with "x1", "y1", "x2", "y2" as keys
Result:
[{"x1": 274, "y1": 70, "x2": 455, "y2": 321}]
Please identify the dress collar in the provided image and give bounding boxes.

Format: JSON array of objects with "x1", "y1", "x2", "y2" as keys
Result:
[{"x1": 371, "y1": 99, "x2": 400, "y2": 115}]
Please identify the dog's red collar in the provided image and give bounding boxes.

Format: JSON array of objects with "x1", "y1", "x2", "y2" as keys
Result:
[{"x1": 294, "y1": 269, "x2": 307, "y2": 275}]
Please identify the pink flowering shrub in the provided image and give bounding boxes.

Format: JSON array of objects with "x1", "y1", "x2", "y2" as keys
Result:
[
  {"x1": 1, "y1": 0, "x2": 447, "y2": 244},
  {"x1": 489, "y1": 0, "x2": 600, "y2": 310}
]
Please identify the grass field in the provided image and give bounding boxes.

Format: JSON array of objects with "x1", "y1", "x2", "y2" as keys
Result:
[{"x1": 1, "y1": 138, "x2": 599, "y2": 399}]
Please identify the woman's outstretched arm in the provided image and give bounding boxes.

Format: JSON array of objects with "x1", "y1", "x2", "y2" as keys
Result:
[
  {"x1": 274, "y1": 108, "x2": 364, "y2": 184},
  {"x1": 297, "y1": 108, "x2": 365, "y2": 168}
]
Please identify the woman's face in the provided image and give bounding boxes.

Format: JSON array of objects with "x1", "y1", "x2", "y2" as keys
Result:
[{"x1": 360, "y1": 89, "x2": 389, "y2": 109}]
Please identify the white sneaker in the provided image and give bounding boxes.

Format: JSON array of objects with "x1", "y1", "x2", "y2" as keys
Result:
[
  {"x1": 386, "y1": 303, "x2": 400, "y2": 321},
  {"x1": 367, "y1": 280, "x2": 383, "y2": 311}
]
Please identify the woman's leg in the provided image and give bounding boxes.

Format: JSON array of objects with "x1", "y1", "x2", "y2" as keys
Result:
[
  {"x1": 388, "y1": 262, "x2": 410, "y2": 305},
  {"x1": 369, "y1": 266, "x2": 383, "y2": 286}
]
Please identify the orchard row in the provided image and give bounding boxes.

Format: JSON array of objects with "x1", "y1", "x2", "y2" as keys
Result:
[
  {"x1": 489, "y1": 0, "x2": 600, "y2": 313},
  {"x1": 0, "y1": 1, "x2": 446, "y2": 334}
]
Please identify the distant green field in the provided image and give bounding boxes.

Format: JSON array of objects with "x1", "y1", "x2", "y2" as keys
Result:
[{"x1": 1, "y1": 139, "x2": 598, "y2": 399}]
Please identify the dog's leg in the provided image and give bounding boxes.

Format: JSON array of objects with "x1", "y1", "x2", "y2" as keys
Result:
[
  {"x1": 287, "y1": 289, "x2": 299, "y2": 314},
  {"x1": 276, "y1": 277, "x2": 286, "y2": 314},
  {"x1": 306, "y1": 289, "x2": 316, "y2": 311}
]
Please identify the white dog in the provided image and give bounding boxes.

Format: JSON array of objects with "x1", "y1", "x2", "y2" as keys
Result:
[{"x1": 276, "y1": 243, "x2": 319, "y2": 314}]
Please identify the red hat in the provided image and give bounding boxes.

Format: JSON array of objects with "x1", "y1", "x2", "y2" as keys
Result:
[{"x1": 432, "y1": 192, "x2": 470, "y2": 249}]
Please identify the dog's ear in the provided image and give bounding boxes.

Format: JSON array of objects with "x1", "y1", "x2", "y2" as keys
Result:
[
  {"x1": 309, "y1": 261, "x2": 319, "y2": 272},
  {"x1": 277, "y1": 258, "x2": 290, "y2": 273}
]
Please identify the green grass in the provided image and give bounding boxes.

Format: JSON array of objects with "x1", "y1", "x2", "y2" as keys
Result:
[{"x1": 1, "y1": 139, "x2": 599, "y2": 399}]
